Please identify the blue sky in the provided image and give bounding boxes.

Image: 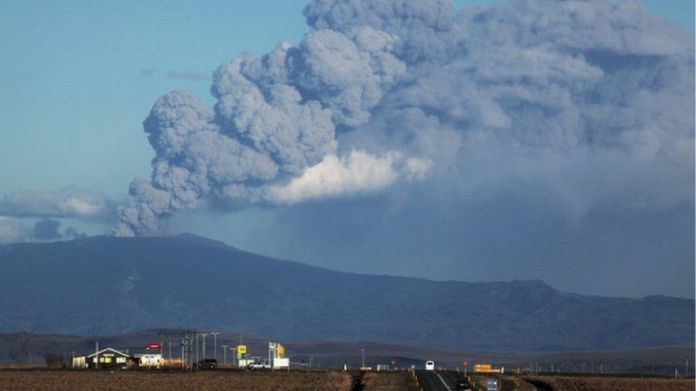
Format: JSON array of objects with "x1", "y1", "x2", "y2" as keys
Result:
[
  {"x1": 0, "y1": 0, "x2": 693, "y2": 298},
  {"x1": 0, "y1": 0, "x2": 692, "y2": 196},
  {"x1": 0, "y1": 1, "x2": 310, "y2": 195}
]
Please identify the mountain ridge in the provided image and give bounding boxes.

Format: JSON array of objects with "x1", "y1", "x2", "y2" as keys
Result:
[{"x1": 0, "y1": 234, "x2": 692, "y2": 352}]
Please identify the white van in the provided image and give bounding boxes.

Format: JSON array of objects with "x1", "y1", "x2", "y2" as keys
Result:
[{"x1": 425, "y1": 360, "x2": 435, "y2": 370}]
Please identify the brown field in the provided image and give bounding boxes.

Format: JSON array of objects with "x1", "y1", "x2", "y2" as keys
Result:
[
  {"x1": 2, "y1": 370, "x2": 694, "y2": 391},
  {"x1": 522, "y1": 375, "x2": 695, "y2": 391},
  {"x1": 494, "y1": 375, "x2": 536, "y2": 390},
  {"x1": 362, "y1": 371, "x2": 418, "y2": 390},
  {"x1": 0, "y1": 370, "x2": 352, "y2": 391}
]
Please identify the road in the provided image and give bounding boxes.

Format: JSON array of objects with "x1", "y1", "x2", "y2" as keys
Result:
[{"x1": 416, "y1": 370, "x2": 462, "y2": 391}]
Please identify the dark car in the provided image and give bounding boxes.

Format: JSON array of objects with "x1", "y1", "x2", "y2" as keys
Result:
[
  {"x1": 455, "y1": 379, "x2": 473, "y2": 391},
  {"x1": 197, "y1": 359, "x2": 217, "y2": 369}
]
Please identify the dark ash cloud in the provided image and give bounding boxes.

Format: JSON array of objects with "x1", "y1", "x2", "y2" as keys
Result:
[
  {"x1": 32, "y1": 218, "x2": 62, "y2": 241},
  {"x1": 116, "y1": 0, "x2": 694, "y2": 297},
  {"x1": 0, "y1": 216, "x2": 88, "y2": 244}
]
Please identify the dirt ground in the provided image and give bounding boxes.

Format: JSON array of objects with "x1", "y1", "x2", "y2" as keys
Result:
[
  {"x1": 3, "y1": 370, "x2": 694, "y2": 390},
  {"x1": 0, "y1": 370, "x2": 353, "y2": 391},
  {"x1": 496, "y1": 375, "x2": 536, "y2": 390},
  {"x1": 362, "y1": 371, "x2": 419, "y2": 390},
  {"x1": 522, "y1": 375, "x2": 695, "y2": 391}
]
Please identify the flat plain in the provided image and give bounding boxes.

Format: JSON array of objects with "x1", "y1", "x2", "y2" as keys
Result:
[
  {"x1": 1, "y1": 369, "x2": 695, "y2": 390},
  {"x1": 0, "y1": 370, "x2": 352, "y2": 391},
  {"x1": 520, "y1": 375, "x2": 695, "y2": 391}
]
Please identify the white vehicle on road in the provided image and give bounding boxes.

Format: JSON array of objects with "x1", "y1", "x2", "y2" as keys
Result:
[
  {"x1": 425, "y1": 360, "x2": 435, "y2": 370},
  {"x1": 247, "y1": 361, "x2": 271, "y2": 370}
]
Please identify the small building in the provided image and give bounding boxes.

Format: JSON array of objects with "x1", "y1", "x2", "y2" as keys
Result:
[
  {"x1": 272, "y1": 357, "x2": 289, "y2": 369},
  {"x1": 72, "y1": 355, "x2": 87, "y2": 369},
  {"x1": 136, "y1": 353, "x2": 163, "y2": 369},
  {"x1": 86, "y1": 348, "x2": 135, "y2": 370}
]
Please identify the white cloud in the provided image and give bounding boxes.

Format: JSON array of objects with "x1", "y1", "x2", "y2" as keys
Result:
[
  {"x1": 0, "y1": 189, "x2": 111, "y2": 219},
  {"x1": 0, "y1": 216, "x2": 28, "y2": 244},
  {"x1": 267, "y1": 150, "x2": 431, "y2": 204},
  {"x1": 404, "y1": 158, "x2": 433, "y2": 181}
]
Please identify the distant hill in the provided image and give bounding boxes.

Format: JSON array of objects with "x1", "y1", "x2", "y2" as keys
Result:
[{"x1": 0, "y1": 235, "x2": 692, "y2": 352}]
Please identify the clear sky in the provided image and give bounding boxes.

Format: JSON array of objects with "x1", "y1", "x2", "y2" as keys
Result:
[
  {"x1": 0, "y1": 1, "x2": 311, "y2": 195},
  {"x1": 0, "y1": 0, "x2": 692, "y2": 195},
  {"x1": 1, "y1": 0, "x2": 693, "y2": 298}
]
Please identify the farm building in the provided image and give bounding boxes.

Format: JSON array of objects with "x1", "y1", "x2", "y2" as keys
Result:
[{"x1": 85, "y1": 348, "x2": 136, "y2": 369}]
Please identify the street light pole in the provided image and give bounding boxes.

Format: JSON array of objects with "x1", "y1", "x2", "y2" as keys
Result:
[
  {"x1": 221, "y1": 345, "x2": 229, "y2": 367},
  {"x1": 181, "y1": 338, "x2": 185, "y2": 369},
  {"x1": 211, "y1": 332, "x2": 220, "y2": 360},
  {"x1": 201, "y1": 333, "x2": 209, "y2": 359},
  {"x1": 361, "y1": 349, "x2": 365, "y2": 368},
  {"x1": 195, "y1": 333, "x2": 199, "y2": 363}
]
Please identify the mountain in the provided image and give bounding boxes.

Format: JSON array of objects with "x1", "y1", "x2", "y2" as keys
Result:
[{"x1": 0, "y1": 234, "x2": 692, "y2": 352}]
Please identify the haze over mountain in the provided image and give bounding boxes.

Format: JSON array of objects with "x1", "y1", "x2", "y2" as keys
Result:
[{"x1": 0, "y1": 234, "x2": 692, "y2": 353}]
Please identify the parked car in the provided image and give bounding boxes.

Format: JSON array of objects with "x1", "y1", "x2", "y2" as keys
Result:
[{"x1": 197, "y1": 359, "x2": 217, "y2": 369}]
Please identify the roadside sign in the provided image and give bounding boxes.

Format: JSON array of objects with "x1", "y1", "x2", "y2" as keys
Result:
[
  {"x1": 147, "y1": 343, "x2": 161, "y2": 349},
  {"x1": 487, "y1": 378, "x2": 498, "y2": 391}
]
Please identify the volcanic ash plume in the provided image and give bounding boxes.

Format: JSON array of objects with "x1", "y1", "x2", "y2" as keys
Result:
[{"x1": 116, "y1": 0, "x2": 694, "y2": 236}]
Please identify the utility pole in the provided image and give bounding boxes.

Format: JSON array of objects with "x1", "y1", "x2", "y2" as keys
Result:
[
  {"x1": 181, "y1": 338, "x2": 185, "y2": 369},
  {"x1": 195, "y1": 333, "x2": 199, "y2": 363},
  {"x1": 211, "y1": 332, "x2": 220, "y2": 360},
  {"x1": 268, "y1": 343, "x2": 272, "y2": 370},
  {"x1": 686, "y1": 356, "x2": 689, "y2": 378},
  {"x1": 221, "y1": 345, "x2": 229, "y2": 367},
  {"x1": 201, "y1": 333, "x2": 209, "y2": 359},
  {"x1": 361, "y1": 348, "x2": 365, "y2": 368},
  {"x1": 189, "y1": 332, "x2": 195, "y2": 370}
]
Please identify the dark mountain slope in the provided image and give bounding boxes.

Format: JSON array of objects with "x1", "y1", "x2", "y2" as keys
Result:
[{"x1": 0, "y1": 235, "x2": 692, "y2": 352}]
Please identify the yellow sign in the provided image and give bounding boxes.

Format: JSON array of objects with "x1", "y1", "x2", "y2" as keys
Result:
[
  {"x1": 277, "y1": 343, "x2": 285, "y2": 358},
  {"x1": 474, "y1": 364, "x2": 500, "y2": 373},
  {"x1": 236, "y1": 345, "x2": 247, "y2": 359}
]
